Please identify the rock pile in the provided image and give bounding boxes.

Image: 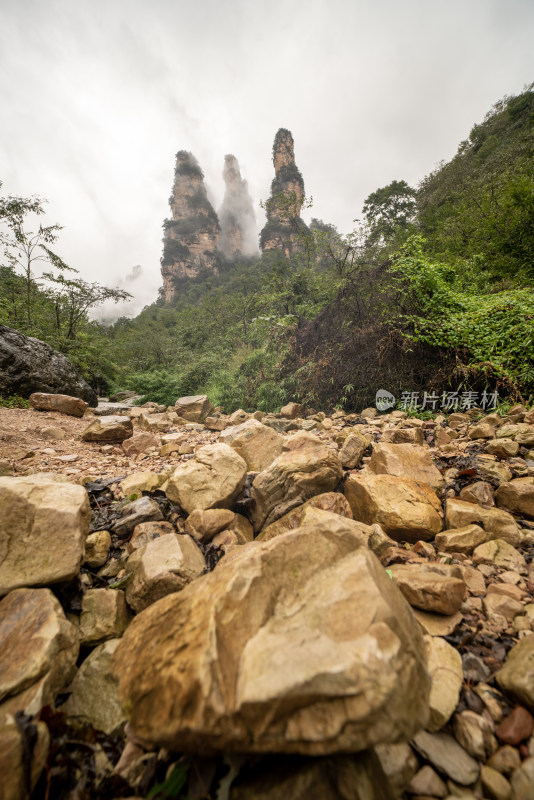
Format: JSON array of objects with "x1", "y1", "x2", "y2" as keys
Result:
[{"x1": 0, "y1": 395, "x2": 533, "y2": 798}]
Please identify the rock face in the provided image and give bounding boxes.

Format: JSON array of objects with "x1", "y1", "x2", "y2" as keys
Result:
[
  {"x1": 113, "y1": 525, "x2": 430, "y2": 755},
  {"x1": 160, "y1": 151, "x2": 221, "y2": 303},
  {"x1": 218, "y1": 154, "x2": 257, "y2": 259},
  {"x1": 260, "y1": 128, "x2": 309, "y2": 256},
  {"x1": 0, "y1": 324, "x2": 97, "y2": 405},
  {"x1": 0, "y1": 474, "x2": 89, "y2": 595}
]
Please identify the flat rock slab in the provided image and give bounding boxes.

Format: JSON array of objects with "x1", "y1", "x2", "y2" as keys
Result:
[
  {"x1": 411, "y1": 730, "x2": 480, "y2": 786},
  {"x1": 29, "y1": 392, "x2": 88, "y2": 417},
  {"x1": 0, "y1": 473, "x2": 89, "y2": 595},
  {"x1": 113, "y1": 524, "x2": 430, "y2": 755}
]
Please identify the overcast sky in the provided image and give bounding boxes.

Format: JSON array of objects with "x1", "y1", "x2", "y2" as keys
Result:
[{"x1": 1, "y1": 0, "x2": 533, "y2": 317}]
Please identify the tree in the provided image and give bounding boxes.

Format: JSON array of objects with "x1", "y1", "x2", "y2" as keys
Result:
[
  {"x1": 363, "y1": 180, "x2": 416, "y2": 243},
  {"x1": 44, "y1": 273, "x2": 132, "y2": 340}
]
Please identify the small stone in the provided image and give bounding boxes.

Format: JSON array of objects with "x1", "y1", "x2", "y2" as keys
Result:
[
  {"x1": 475, "y1": 457, "x2": 513, "y2": 485},
  {"x1": 280, "y1": 401, "x2": 304, "y2": 419},
  {"x1": 411, "y1": 730, "x2": 480, "y2": 786},
  {"x1": 510, "y1": 756, "x2": 534, "y2": 799},
  {"x1": 453, "y1": 709, "x2": 497, "y2": 761},
  {"x1": 435, "y1": 524, "x2": 489, "y2": 555},
  {"x1": 425, "y1": 635, "x2": 463, "y2": 731},
  {"x1": 128, "y1": 520, "x2": 175, "y2": 552},
  {"x1": 84, "y1": 530, "x2": 111, "y2": 567},
  {"x1": 486, "y1": 439, "x2": 520, "y2": 458},
  {"x1": 120, "y1": 471, "x2": 168, "y2": 496},
  {"x1": 469, "y1": 423, "x2": 497, "y2": 440},
  {"x1": 496, "y1": 637, "x2": 534, "y2": 712},
  {"x1": 487, "y1": 745, "x2": 522, "y2": 776},
  {"x1": 40, "y1": 425, "x2": 67, "y2": 441},
  {"x1": 122, "y1": 432, "x2": 158, "y2": 456},
  {"x1": 412, "y1": 609, "x2": 463, "y2": 637},
  {"x1": 496, "y1": 706, "x2": 534, "y2": 746},
  {"x1": 81, "y1": 415, "x2": 133, "y2": 442},
  {"x1": 185, "y1": 509, "x2": 236, "y2": 543},
  {"x1": 408, "y1": 765, "x2": 448, "y2": 798},
  {"x1": 496, "y1": 479, "x2": 534, "y2": 520},
  {"x1": 339, "y1": 432, "x2": 370, "y2": 468},
  {"x1": 0, "y1": 718, "x2": 49, "y2": 800},
  {"x1": 473, "y1": 539, "x2": 527, "y2": 573},
  {"x1": 113, "y1": 496, "x2": 164, "y2": 538},
  {"x1": 79, "y1": 588, "x2": 131, "y2": 645},
  {"x1": 174, "y1": 395, "x2": 214, "y2": 423},
  {"x1": 484, "y1": 593, "x2": 524, "y2": 623},
  {"x1": 445, "y1": 498, "x2": 520, "y2": 546},
  {"x1": 462, "y1": 652, "x2": 491, "y2": 683},
  {"x1": 389, "y1": 563, "x2": 466, "y2": 615},
  {"x1": 475, "y1": 683, "x2": 505, "y2": 723},
  {"x1": 375, "y1": 742, "x2": 419, "y2": 797},
  {"x1": 480, "y1": 765, "x2": 512, "y2": 800},
  {"x1": 459, "y1": 481, "x2": 495, "y2": 507}
]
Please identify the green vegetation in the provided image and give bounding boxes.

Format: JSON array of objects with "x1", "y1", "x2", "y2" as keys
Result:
[
  {"x1": 0, "y1": 394, "x2": 30, "y2": 408},
  {"x1": 2, "y1": 87, "x2": 533, "y2": 411}
]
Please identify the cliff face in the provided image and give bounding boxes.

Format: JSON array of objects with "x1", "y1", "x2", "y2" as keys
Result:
[
  {"x1": 218, "y1": 155, "x2": 257, "y2": 259},
  {"x1": 160, "y1": 151, "x2": 220, "y2": 303},
  {"x1": 260, "y1": 128, "x2": 308, "y2": 256}
]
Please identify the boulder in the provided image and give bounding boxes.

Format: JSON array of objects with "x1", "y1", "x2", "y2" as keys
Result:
[
  {"x1": 64, "y1": 639, "x2": 126, "y2": 735},
  {"x1": 473, "y1": 539, "x2": 527, "y2": 572},
  {"x1": 475, "y1": 456, "x2": 513, "y2": 485},
  {"x1": 113, "y1": 525, "x2": 430, "y2": 755},
  {"x1": 459, "y1": 481, "x2": 495, "y2": 507},
  {"x1": 0, "y1": 588, "x2": 79, "y2": 707},
  {"x1": 81, "y1": 415, "x2": 133, "y2": 443},
  {"x1": 495, "y1": 478, "x2": 534, "y2": 520},
  {"x1": 0, "y1": 324, "x2": 97, "y2": 405},
  {"x1": 128, "y1": 521, "x2": 174, "y2": 553},
  {"x1": 339, "y1": 432, "x2": 370, "y2": 469},
  {"x1": 280, "y1": 401, "x2": 304, "y2": 419},
  {"x1": 84, "y1": 529, "x2": 111, "y2": 567},
  {"x1": 0, "y1": 717, "x2": 50, "y2": 800},
  {"x1": 113, "y1": 496, "x2": 163, "y2": 538},
  {"x1": 435, "y1": 524, "x2": 490, "y2": 555},
  {"x1": 122, "y1": 432, "x2": 158, "y2": 456},
  {"x1": 29, "y1": 391, "x2": 88, "y2": 417},
  {"x1": 174, "y1": 394, "x2": 214, "y2": 423},
  {"x1": 119, "y1": 471, "x2": 168, "y2": 497},
  {"x1": 165, "y1": 443, "x2": 247, "y2": 513},
  {"x1": 425, "y1": 635, "x2": 463, "y2": 731},
  {"x1": 444, "y1": 498, "x2": 520, "y2": 546},
  {"x1": 485, "y1": 438, "x2": 520, "y2": 458},
  {"x1": 382, "y1": 426, "x2": 424, "y2": 445},
  {"x1": 185, "y1": 509, "x2": 236, "y2": 542},
  {"x1": 0, "y1": 474, "x2": 89, "y2": 595},
  {"x1": 251, "y1": 443, "x2": 343, "y2": 532},
  {"x1": 220, "y1": 419, "x2": 283, "y2": 472},
  {"x1": 125, "y1": 533, "x2": 205, "y2": 612},
  {"x1": 138, "y1": 412, "x2": 172, "y2": 433},
  {"x1": 79, "y1": 588, "x2": 131, "y2": 645},
  {"x1": 368, "y1": 443, "x2": 444, "y2": 492},
  {"x1": 257, "y1": 491, "x2": 353, "y2": 542},
  {"x1": 388, "y1": 563, "x2": 466, "y2": 615},
  {"x1": 496, "y1": 637, "x2": 534, "y2": 713},
  {"x1": 344, "y1": 473, "x2": 442, "y2": 542}
]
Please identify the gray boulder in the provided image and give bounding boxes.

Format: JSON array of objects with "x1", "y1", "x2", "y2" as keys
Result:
[{"x1": 0, "y1": 325, "x2": 97, "y2": 406}]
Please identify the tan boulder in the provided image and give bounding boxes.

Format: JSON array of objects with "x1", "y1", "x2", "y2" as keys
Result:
[
  {"x1": 0, "y1": 474, "x2": 89, "y2": 595},
  {"x1": 125, "y1": 533, "x2": 205, "y2": 612},
  {"x1": 444, "y1": 498, "x2": 520, "y2": 546},
  {"x1": 280, "y1": 401, "x2": 304, "y2": 419},
  {"x1": 113, "y1": 525, "x2": 430, "y2": 755},
  {"x1": 122, "y1": 431, "x2": 158, "y2": 456},
  {"x1": 0, "y1": 588, "x2": 79, "y2": 707},
  {"x1": 473, "y1": 539, "x2": 527, "y2": 573},
  {"x1": 0, "y1": 717, "x2": 49, "y2": 800},
  {"x1": 81, "y1": 415, "x2": 133, "y2": 442},
  {"x1": 257, "y1": 491, "x2": 353, "y2": 542},
  {"x1": 251, "y1": 444, "x2": 343, "y2": 532},
  {"x1": 344, "y1": 473, "x2": 442, "y2": 542},
  {"x1": 84, "y1": 529, "x2": 111, "y2": 567},
  {"x1": 368, "y1": 443, "x2": 444, "y2": 492},
  {"x1": 485, "y1": 438, "x2": 520, "y2": 458},
  {"x1": 79, "y1": 588, "x2": 131, "y2": 645},
  {"x1": 185, "y1": 509, "x2": 236, "y2": 542},
  {"x1": 495, "y1": 478, "x2": 534, "y2": 519},
  {"x1": 339, "y1": 432, "x2": 370, "y2": 469},
  {"x1": 174, "y1": 394, "x2": 214, "y2": 423},
  {"x1": 412, "y1": 609, "x2": 463, "y2": 637},
  {"x1": 113, "y1": 496, "x2": 163, "y2": 538},
  {"x1": 40, "y1": 425, "x2": 67, "y2": 440},
  {"x1": 516, "y1": 426, "x2": 534, "y2": 447},
  {"x1": 496, "y1": 636, "x2": 534, "y2": 713},
  {"x1": 435, "y1": 524, "x2": 490, "y2": 555},
  {"x1": 459, "y1": 481, "x2": 495, "y2": 507},
  {"x1": 138, "y1": 412, "x2": 172, "y2": 433},
  {"x1": 127, "y1": 520, "x2": 174, "y2": 553},
  {"x1": 120, "y1": 471, "x2": 168, "y2": 497},
  {"x1": 425, "y1": 635, "x2": 463, "y2": 731},
  {"x1": 165, "y1": 443, "x2": 247, "y2": 513},
  {"x1": 469, "y1": 422, "x2": 497, "y2": 440},
  {"x1": 475, "y1": 456, "x2": 513, "y2": 485},
  {"x1": 64, "y1": 639, "x2": 126, "y2": 735},
  {"x1": 389, "y1": 563, "x2": 466, "y2": 615},
  {"x1": 220, "y1": 419, "x2": 283, "y2": 471},
  {"x1": 382, "y1": 426, "x2": 424, "y2": 445},
  {"x1": 30, "y1": 391, "x2": 88, "y2": 417}
]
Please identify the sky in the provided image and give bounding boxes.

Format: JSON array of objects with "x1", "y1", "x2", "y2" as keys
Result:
[{"x1": 1, "y1": 0, "x2": 533, "y2": 318}]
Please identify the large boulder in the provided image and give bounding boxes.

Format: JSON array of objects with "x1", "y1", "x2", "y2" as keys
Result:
[
  {"x1": 165, "y1": 443, "x2": 247, "y2": 513},
  {"x1": 0, "y1": 474, "x2": 89, "y2": 596},
  {"x1": 368, "y1": 443, "x2": 444, "y2": 492},
  {"x1": 444, "y1": 497, "x2": 520, "y2": 546},
  {"x1": 495, "y1": 478, "x2": 534, "y2": 520},
  {"x1": 220, "y1": 419, "x2": 283, "y2": 472},
  {"x1": 81, "y1": 415, "x2": 133, "y2": 443},
  {"x1": 257, "y1": 492, "x2": 353, "y2": 542},
  {"x1": 344, "y1": 473, "x2": 442, "y2": 542},
  {"x1": 0, "y1": 324, "x2": 97, "y2": 405},
  {"x1": 251, "y1": 441, "x2": 343, "y2": 532},
  {"x1": 174, "y1": 394, "x2": 214, "y2": 423},
  {"x1": 29, "y1": 391, "x2": 88, "y2": 417},
  {"x1": 496, "y1": 637, "x2": 534, "y2": 713},
  {"x1": 0, "y1": 588, "x2": 79, "y2": 710},
  {"x1": 113, "y1": 524, "x2": 430, "y2": 755}
]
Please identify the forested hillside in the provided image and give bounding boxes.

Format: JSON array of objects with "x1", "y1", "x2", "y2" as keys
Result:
[{"x1": 2, "y1": 86, "x2": 533, "y2": 412}]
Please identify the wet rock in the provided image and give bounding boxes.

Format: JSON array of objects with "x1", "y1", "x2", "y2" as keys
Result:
[
  {"x1": 29, "y1": 391, "x2": 88, "y2": 417},
  {"x1": 425, "y1": 635, "x2": 464, "y2": 731},
  {"x1": 257, "y1": 491, "x2": 353, "y2": 541},
  {"x1": 220, "y1": 419, "x2": 283, "y2": 471},
  {"x1": 344, "y1": 473, "x2": 442, "y2": 542},
  {"x1": 251, "y1": 442, "x2": 343, "y2": 532},
  {"x1": 369, "y1": 442, "x2": 444, "y2": 491},
  {"x1": 444, "y1": 498, "x2": 520, "y2": 546},
  {"x1": 165, "y1": 443, "x2": 247, "y2": 513},
  {"x1": 174, "y1": 395, "x2": 214, "y2": 423},
  {"x1": 84, "y1": 529, "x2": 111, "y2": 567},
  {"x1": 411, "y1": 730, "x2": 480, "y2": 786},
  {"x1": 0, "y1": 588, "x2": 79, "y2": 708},
  {"x1": 496, "y1": 637, "x2": 534, "y2": 712},
  {"x1": 125, "y1": 533, "x2": 205, "y2": 612},
  {"x1": 64, "y1": 639, "x2": 126, "y2": 735},
  {"x1": 79, "y1": 588, "x2": 131, "y2": 645},
  {"x1": 389, "y1": 563, "x2": 466, "y2": 615},
  {"x1": 0, "y1": 473, "x2": 89, "y2": 595},
  {"x1": 113, "y1": 525, "x2": 430, "y2": 754},
  {"x1": 81, "y1": 415, "x2": 133, "y2": 443}
]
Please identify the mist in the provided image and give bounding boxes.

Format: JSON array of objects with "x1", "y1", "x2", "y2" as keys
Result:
[{"x1": 218, "y1": 155, "x2": 258, "y2": 259}]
